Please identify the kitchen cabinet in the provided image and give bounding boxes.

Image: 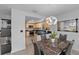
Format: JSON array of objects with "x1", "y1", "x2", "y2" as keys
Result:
[{"x1": 0, "y1": 19, "x2": 11, "y2": 55}]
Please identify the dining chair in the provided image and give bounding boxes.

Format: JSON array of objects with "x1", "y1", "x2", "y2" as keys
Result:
[
  {"x1": 41, "y1": 34, "x2": 46, "y2": 39},
  {"x1": 33, "y1": 43, "x2": 40, "y2": 55},
  {"x1": 65, "y1": 40, "x2": 75, "y2": 55},
  {"x1": 46, "y1": 34, "x2": 51, "y2": 39},
  {"x1": 30, "y1": 37, "x2": 39, "y2": 55},
  {"x1": 58, "y1": 34, "x2": 67, "y2": 43},
  {"x1": 36, "y1": 35, "x2": 41, "y2": 41},
  {"x1": 60, "y1": 40, "x2": 75, "y2": 55}
]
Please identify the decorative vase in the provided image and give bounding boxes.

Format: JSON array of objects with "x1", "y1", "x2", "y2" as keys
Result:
[{"x1": 51, "y1": 38, "x2": 55, "y2": 42}]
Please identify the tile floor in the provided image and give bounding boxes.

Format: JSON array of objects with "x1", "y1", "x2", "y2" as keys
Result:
[
  {"x1": 5, "y1": 45, "x2": 34, "y2": 55},
  {"x1": 5, "y1": 49, "x2": 79, "y2": 55}
]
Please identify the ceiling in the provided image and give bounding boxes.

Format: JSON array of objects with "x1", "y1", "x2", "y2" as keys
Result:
[
  {"x1": 0, "y1": 4, "x2": 79, "y2": 16},
  {"x1": 0, "y1": 5, "x2": 11, "y2": 15}
]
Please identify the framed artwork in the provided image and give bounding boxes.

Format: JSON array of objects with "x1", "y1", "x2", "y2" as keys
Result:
[{"x1": 57, "y1": 18, "x2": 78, "y2": 32}]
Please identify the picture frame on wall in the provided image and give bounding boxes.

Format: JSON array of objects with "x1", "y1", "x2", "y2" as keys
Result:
[{"x1": 57, "y1": 18, "x2": 78, "y2": 32}]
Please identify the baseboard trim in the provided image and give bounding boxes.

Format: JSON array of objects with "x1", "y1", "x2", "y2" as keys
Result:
[{"x1": 11, "y1": 48, "x2": 26, "y2": 54}]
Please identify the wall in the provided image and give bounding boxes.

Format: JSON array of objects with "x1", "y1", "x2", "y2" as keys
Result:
[
  {"x1": 0, "y1": 14, "x2": 11, "y2": 19},
  {"x1": 56, "y1": 9, "x2": 79, "y2": 52},
  {"x1": 11, "y1": 8, "x2": 41, "y2": 53}
]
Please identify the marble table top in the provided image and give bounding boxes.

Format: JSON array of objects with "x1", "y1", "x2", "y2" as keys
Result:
[{"x1": 37, "y1": 39, "x2": 69, "y2": 55}]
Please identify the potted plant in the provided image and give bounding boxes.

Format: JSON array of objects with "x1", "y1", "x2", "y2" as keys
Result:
[{"x1": 51, "y1": 31, "x2": 57, "y2": 42}]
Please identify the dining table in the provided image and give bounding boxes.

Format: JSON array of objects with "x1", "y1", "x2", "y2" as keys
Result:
[{"x1": 37, "y1": 39, "x2": 70, "y2": 55}]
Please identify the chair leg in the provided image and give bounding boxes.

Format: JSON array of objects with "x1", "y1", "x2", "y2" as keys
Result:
[
  {"x1": 60, "y1": 52, "x2": 66, "y2": 55},
  {"x1": 41, "y1": 50, "x2": 44, "y2": 55}
]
